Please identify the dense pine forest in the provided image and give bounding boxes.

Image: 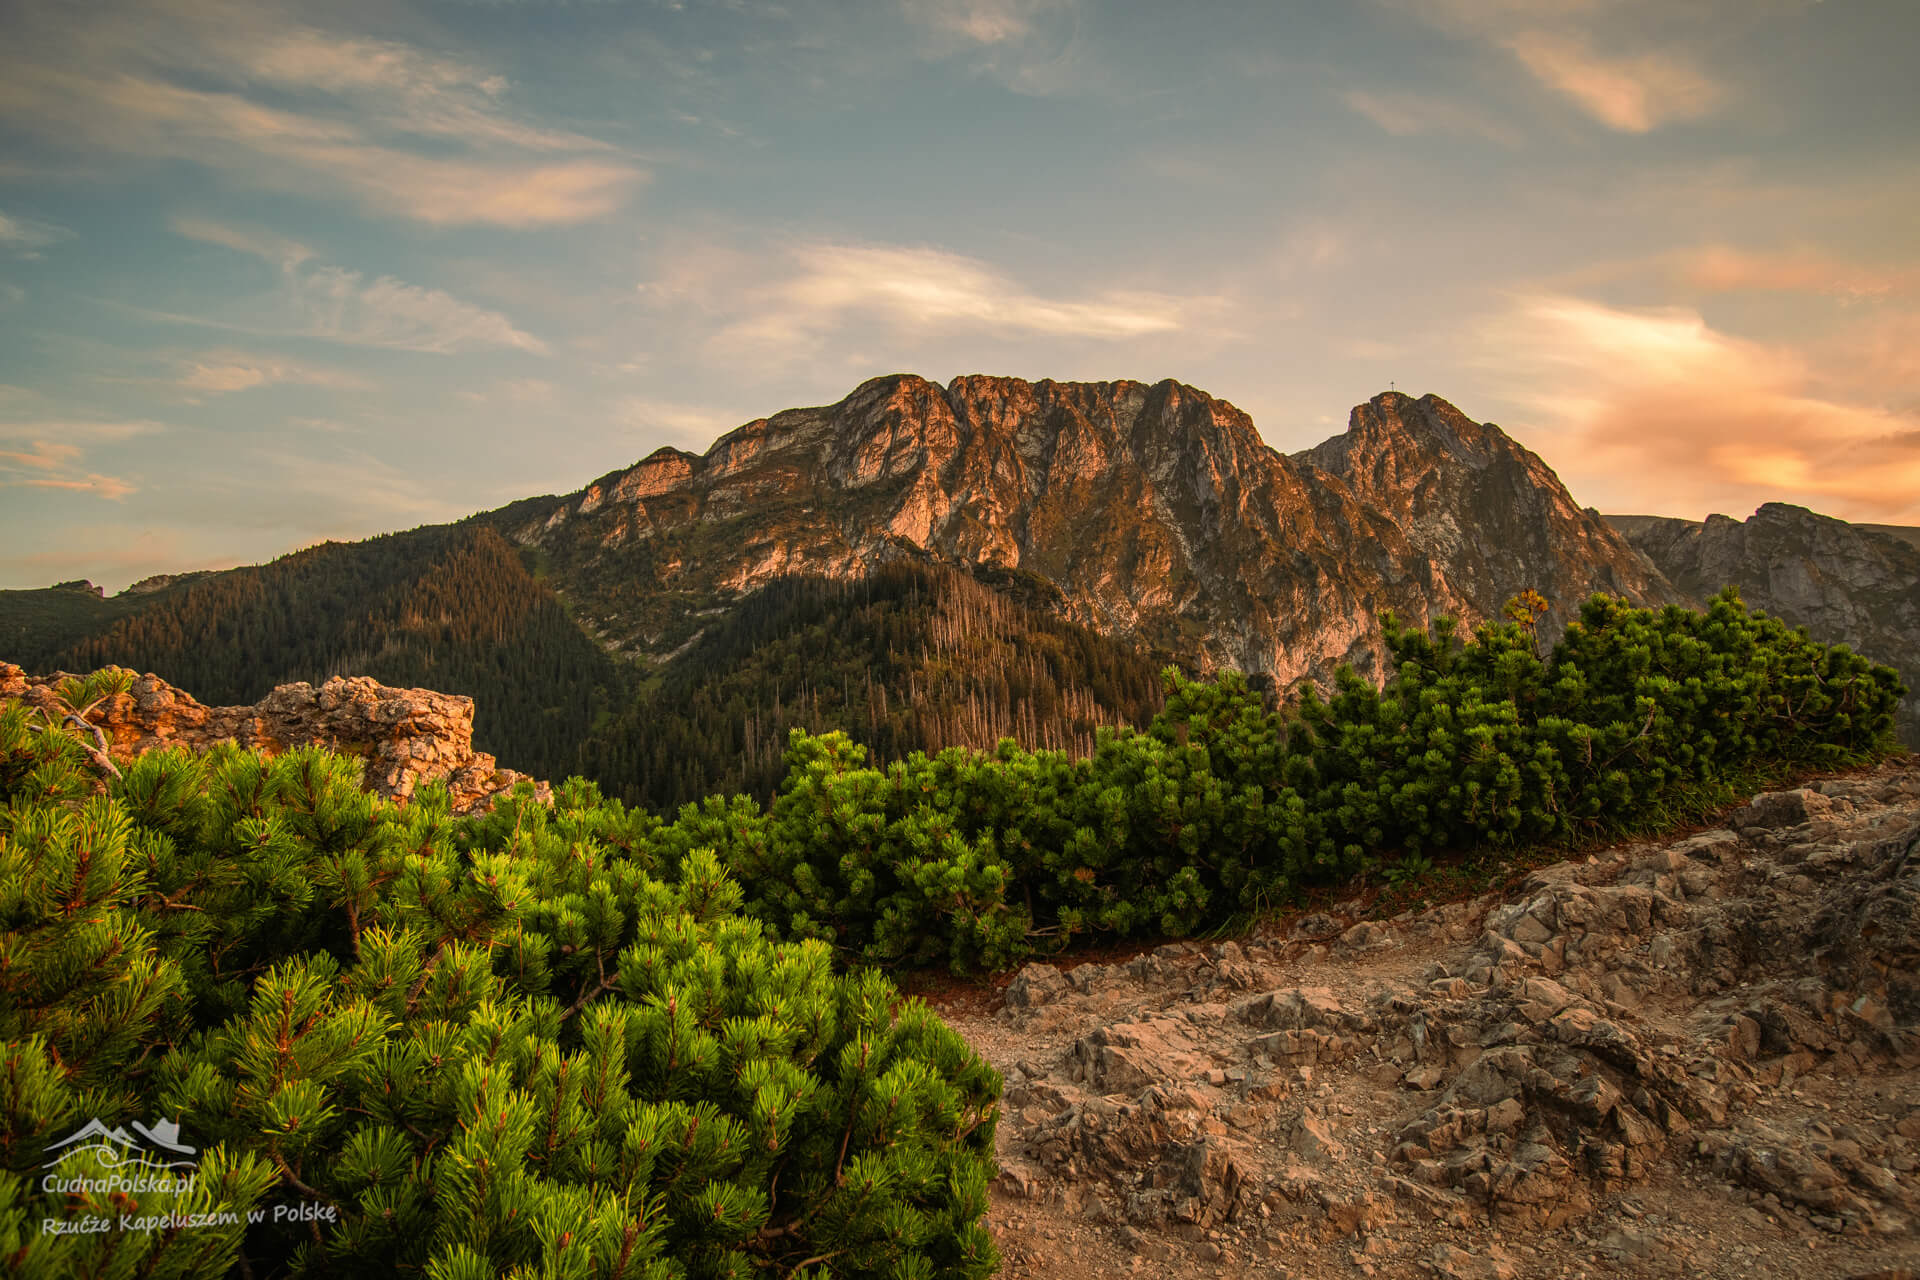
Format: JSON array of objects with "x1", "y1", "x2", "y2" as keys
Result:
[
  {"x1": 579, "y1": 560, "x2": 1172, "y2": 811},
  {"x1": 9, "y1": 524, "x2": 623, "y2": 784},
  {"x1": 2, "y1": 531, "x2": 1176, "y2": 809}
]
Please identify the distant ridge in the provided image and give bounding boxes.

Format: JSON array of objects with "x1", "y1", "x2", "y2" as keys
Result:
[{"x1": 1608, "y1": 505, "x2": 1920, "y2": 747}]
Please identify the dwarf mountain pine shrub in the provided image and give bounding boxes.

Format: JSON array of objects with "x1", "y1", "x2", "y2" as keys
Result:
[
  {"x1": 706, "y1": 589, "x2": 1904, "y2": 968},
  {"x1": 0, "y1": 679, "x2": 1000, "y2": 1280}
]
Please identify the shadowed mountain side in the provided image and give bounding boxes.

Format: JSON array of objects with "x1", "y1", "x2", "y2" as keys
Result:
[
  {"x1": 1610, "y1": 504, "x2": 1920, "y2": 748},
  {"x1": 9, "y1": 524, "x2": 625, "y2": 783}
]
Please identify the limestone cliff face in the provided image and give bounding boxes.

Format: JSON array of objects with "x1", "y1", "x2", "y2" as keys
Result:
[
  {"x1": 0, "y1": 662, "x2": 549, "y2": 814},
  {"x1": 1295, "y1": 393, "x2": 1690, "y2": 643},
  {"x1": 1613, "y1": 504, "x2": 1920, "y2": 746},
  {"x1": 515, "y1": 376, "x2": 1685, "y2": 696}
]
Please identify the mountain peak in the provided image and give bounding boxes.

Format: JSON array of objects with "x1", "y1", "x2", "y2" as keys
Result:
[
  {"x1": 508, "y1": 374, "x2": 1686, "y2": 693},
  {"x1": 1296, "y1": 390, "x2": 1686, "y2": 632},
  {"x1": 1329, "y1": 390, "x2": 1506, "y2": 469}
]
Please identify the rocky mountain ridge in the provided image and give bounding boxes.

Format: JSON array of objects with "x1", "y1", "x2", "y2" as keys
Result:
[
  {"x1": 1297, "y1": 395, "x2": 1686, "y2": 642},
  {"x1": 512, "y1": 377, "x2": 1683, "y2": 694}
]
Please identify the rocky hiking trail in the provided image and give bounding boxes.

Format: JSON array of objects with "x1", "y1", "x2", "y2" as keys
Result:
[{"x1": 929, "y1": 758, "x2": 1920, "y2": 1280}]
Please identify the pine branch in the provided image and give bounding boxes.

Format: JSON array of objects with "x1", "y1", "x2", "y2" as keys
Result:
[
  {"x1": 560, "y1": 974, "x2": 619, "y2": 1024},
  {"x1": 785, "y1": 1250, "x2": 844, "y2": 1276},
  {"x1": 269, "y1": 1151, "x2": 337, "y2": 1208},
  {"x1": 21, "y1": 714, "x2": 123, "y2": 783}
]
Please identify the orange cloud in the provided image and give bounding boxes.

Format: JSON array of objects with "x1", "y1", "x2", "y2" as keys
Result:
[
  {"x1": 1504, "y1": 32, "x2": 1722, "y2": 132},
  {"x1": 1471, "y1": 295, "x2": 1920, "y2": 523},
  {"x1": 1678, "y1": 245, "x2": 1917, "y2": 299},
  {"x1": 0, "y1": 419, "x2": 160, "y2": 502},
  {"x1": 0, "y1": 439, "x2": 136, "y2": 499}
]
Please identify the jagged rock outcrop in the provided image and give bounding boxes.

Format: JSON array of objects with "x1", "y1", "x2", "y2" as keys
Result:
[
  {"x1": 119, "y1": 570, "x2": 214, "y2": 596},
  {"x1": 0, "y1": 662, "x2": 549, "y2": 815},
  {"x1": 1614, "y1": 504, "x2": 1920, "y2": 747},
  {"x1": 513, "y1": 378, "x2": 1684, "y2": 692},
  {"x1": 949, "y1": 759, "x2": 1920, "y2": 1278},
  {"x1": 1297, "y1": 394, "x2": 1690, "y2": 644}
]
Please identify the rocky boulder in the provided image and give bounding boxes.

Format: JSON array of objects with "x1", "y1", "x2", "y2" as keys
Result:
[{"x1": 0, "y1": 662, "x2": 549, "y2": 815}]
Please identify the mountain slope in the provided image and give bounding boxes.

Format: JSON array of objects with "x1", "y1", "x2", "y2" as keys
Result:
[
  {"x1": 577, "y1": 558, "x2": 1171, "y2": 811},
  {"x1": 509, "y1": 376, "x2": 1685, "y2": 694},
  {"x1": 24, "y1": 523, "x2": 625, "y2": 782}
]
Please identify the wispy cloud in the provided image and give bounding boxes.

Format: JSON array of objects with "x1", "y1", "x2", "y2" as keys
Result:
[
  {"x1": 896, "y1": 0, "x2": 1101, "y2": 98},
  {"x1": 684, "y1": 240, "x2": 1210, "y2": 362},
  {"x1": 177, "y1": 350, "x2": 372, "y2": 394},
  {"x1": 0, "y1": 419, "x2": 160, "y2": 500},
  {"x1": 902, "y1": 0, "x2": 1050, "y2": 45},
  {"x1": 1471, "y1": 294, "x2": 1920, "y2": 522},
  {"x1": 166, "y1": 219, "x2": 548, "y2": 355},
  {"x1": 1339, "y1": 89, "x2": 1521, "y2": 146},
  {"x1": 1364, "y1": 0, "x2": 1730, "y2": 134},
  {"x1": 1502, "y1": 32, "x2": 1722, "y2": 133},
  {"x1": 0, "y1": 209, "x2": 73, "y2": 258},
  {"x1": 0, "y1": 0, "x2": 643, "y2": 227},
  {"x1": 171, "y1": 216, "x2": 313, "y2": 267},
  {"x1": 286, "y1": 267, "x2": 549, "y2": 354}
]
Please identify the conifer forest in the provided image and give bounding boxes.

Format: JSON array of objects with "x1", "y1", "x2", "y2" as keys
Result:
[{"x1": 2, "y1": 587, "x2": 1906, "y2": 1277}]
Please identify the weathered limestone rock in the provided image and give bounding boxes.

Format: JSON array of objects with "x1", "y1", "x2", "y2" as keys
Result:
[
  {"x1": 514, "y1": 378, "x2": 1689, "y2": 696},
  {"x1": 1, "y1": 662, "x2": 550, "y2": 815}
]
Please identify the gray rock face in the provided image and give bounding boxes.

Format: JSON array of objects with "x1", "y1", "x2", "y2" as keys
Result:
[
  {"x1": 514, "y1": 377, "x2": 1684, "y2": 695},
  {"x1": 1615, "y1": 503, "x2": 1920, "y2": 746},
  {"x1": 0, "y1": 662, "x2": 549, "y2": 815},
  {"x1": 1295, "y1": 393, "x2": 1689, "y2": 644}
]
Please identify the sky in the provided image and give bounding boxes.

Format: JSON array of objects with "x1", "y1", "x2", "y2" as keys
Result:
[{"x1": 1, "y1": 0, "x2": 1916, "y2": 591}]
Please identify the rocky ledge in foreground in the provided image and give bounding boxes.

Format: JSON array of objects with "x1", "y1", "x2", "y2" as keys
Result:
[
  {"x1": 941, "y1": 758, "x2": 1920, "y2": 1280},
  {"x1": 0, "y1": 662, "x2": 550, "y2": 815}
]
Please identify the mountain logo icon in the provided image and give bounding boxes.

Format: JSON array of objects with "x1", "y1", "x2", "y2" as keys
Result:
[{"x1": 43, "y1": 1117, "x2": 198, "y2": 1170}]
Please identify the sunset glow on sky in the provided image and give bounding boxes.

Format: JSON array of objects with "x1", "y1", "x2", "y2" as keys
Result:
[{"x1": 1, "y1": 0, "x2": 1915, "y2": 589}]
